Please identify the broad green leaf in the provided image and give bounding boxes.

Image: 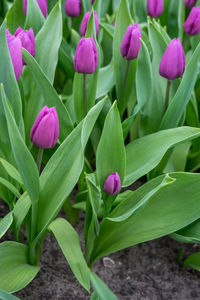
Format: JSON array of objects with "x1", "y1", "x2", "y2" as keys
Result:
[
  {"x1": 0, "y1": 22, "x2": 22, "y2": 127},
  {"x1": 24, "y1": 0, "x2": 45, "y2": 34},
  {"x1": 73, "y1": 11, "x2": 100, "y2": 122},
  {"x1": 36, "y1": 99, "x2": 106, "y2": 238},
  {"x1": 58, "y1": 39, "x2": 74, "y2": 78},
  {"x1": 124, "y1": 126, "x2": 200, "y2": 187},
  {"x1": 0, "y1": 289, "x2": 20, "y2": 300},
  {"x1": 0, "y1": 242, "x2": 39, "y2": 292},
  {"x1": 108, "y1": 174, "x2": 175, "y2": 222},
  {"x1": 96, "y1": 102, "x2": 126, "y2": 187},
  {"x1": 13, "y1": 193, "x2": 31, "y2": 241},
  {"x1": 89, "y1": 272, "x2": 118, "y2": 300},
  {"x1": 184, "y1": 252, "x2": 200, "y2": 271},
  {"x1": 0, "y1": 212, "x2": 13, "y2": 239},
  {"x1": 23, "y1": 2, "x2": 63, "y2": 144},
  {"x1": 0, "y1": 177, "x2": 21, "y2": 199},
  {"x1": 141, "y1": 19, "x2": 168, "y2": 134},
  {"x1": 6, "y1": 0, "x2": 25, "y2": 33},
  {"x1": 160, "y1": 42, "x2": 200, "y2": 130},
  {"x1": 1, "y1": 85, "x2": 39, "y2": 205},
  {"x1": 0, "y1": 158, "x2": 23, "y2": 186},
  {"x1": 96, "y1": 62, "x2": 115, "y2": 99},
  {"x1": 131, "y1": 0, "x2": 146, "y2": 23},
  {"x1": 113, "y1": 0, "x2": 136, "y2": 116},
  {"x1": 90, "y1": 173, "x2": 200, "y2": 262},
  {"x1": 22, "y1": 49, "x2": 74, "y2": 142},
  {"x1": 49, "y1": 218, "x2": 90, "y2": 291},
  {"x1": 168, "y1": 0, "x2": 185, "y2": 40}
]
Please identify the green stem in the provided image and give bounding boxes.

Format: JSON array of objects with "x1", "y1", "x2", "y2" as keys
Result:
[
  {"x1": 28, "y1": 240, "x2": 37, "y2": 265},
  {"x1": 83, "y1": 74, "x2": 87, "y2": 116},
  {"x1": 184, "y1": 34, "x2": 190, "y2": 52},
  {"x1": 123, "y1": 60, "x2": 130, "y2": 93},
  {"x1": 36, "y1": 147, "x2": 44, "y2": 173},
  {"x1": 164, "y1": 80, "x2": 171, "y2": 112}
]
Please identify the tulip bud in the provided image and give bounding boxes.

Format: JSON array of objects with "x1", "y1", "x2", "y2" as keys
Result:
[
  {"x1": 147, "y1": 0, "x2": 164, "y2": 18},
  {"x1": 74, "y1": 36, "x2": 98, "y2": 74},
  {"x1": 15, "y1": 27, "x2": 35, "y2": 65},
  {"x1": 65, "y1": 0, "x2": 81, "y2": 17},
  {"x1": 120, "y1": 23, "x2": 142, "y2": 60},
  {"x1": 6, "y1": 30, "x2": 23, "y2": 81},
  {"x1": 91, "y1": 0, "x2": 95, "y2": 3},
  {"x1": 184, "y1": 0, "x2": 197, "y2": 8},
  {"x1": 30, "y1": 106, "x2": 59, "y2": 149},
  {"x1": 159, "y1": 38, "x2": 185, "y2": 81},
  {"x1": 103, "y1": 172, "x2": 121, "y2": 195},
  {"x1": 184, "y1": 7, "x2": 200, "y2": 36},
  {"x1": 23, "y1": 0, "x2": 47, "y2": 17},
  {"x1": 80, "y1": 11, "x2": 99, "y2": 36}
]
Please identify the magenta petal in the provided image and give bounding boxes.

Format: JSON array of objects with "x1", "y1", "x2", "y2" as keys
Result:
[
  {"x1": 104, "y1": 172, "x2": 121, "y2": 195},
  {"x1": 15, "y1": 27, "x2": 35, "y2": 65},
  {"x1": 23, "y1": 0, "x2": 47, "y2": 17},
  {"x1": 65, "y1": 0, "x2": 82, "y2": 17},
  {"x1": 80, "y1": 11, "x2": 99, "y2": 36},
  {"x1": 74, "y1": 36, "x2": 98, "y2": 74},
  {"x1": 147, "y1": 0, "x2": 164, "y2": 18},
  {"x1": 184, "y1": 7, "x2": 200, "y2": 36},
  {"x1": 120, "y1": 23, "x2": 142, "y2": 60}
]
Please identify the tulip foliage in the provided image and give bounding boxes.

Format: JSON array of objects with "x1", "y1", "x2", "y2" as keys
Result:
[{"x1": 0, "y1": 0, "x2": 200, "y2": 298}]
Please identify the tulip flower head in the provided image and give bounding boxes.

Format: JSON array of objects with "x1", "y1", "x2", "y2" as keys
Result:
[
  {"x1": 120, "y1": 23, "x2": 142, "y2": 60},
  {"x1": 147, "y1": 0, "x2": 164, "y2": 18},
  {"x1": 74, "y1": 36, "x2": 98, "y2": 74},
  {"x1": 184, "y1": 7, "x2": 200, "y2": 36},
  {"x1": 23, "y1": 0, "x2": 47, "y2": 17},
  {"x1": 80, "y1": 11, "x2": 99, "y2": 36},
  {"x1": 30, "y1": 106, "x2": 59, "y2": 149},
  {"x1": 6, "y1": 29, "x2": 23, "y2": 81},
  {"x1": 15, "y1": 27, "x2": 35, "y2": 65},
  {"x1": 65, "y1": 0, "x2": 82, "y2": 17},
  {"x1": 159, "y1": 38, "x2": 185, "y2": 81},
  {"x1": 91, "y1": 0, "x2": 95, "y2": 3},
  {"x1": 184, "y1": 0, "x2": 197, "y2": 8},
  {"x1": 104, "y1": 172, "x2": 121, "y2": 195}
]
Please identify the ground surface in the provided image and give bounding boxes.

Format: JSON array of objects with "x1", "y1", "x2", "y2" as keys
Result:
[{"x1": 1, "y1": 188, "x2": 200, "y2": 300}]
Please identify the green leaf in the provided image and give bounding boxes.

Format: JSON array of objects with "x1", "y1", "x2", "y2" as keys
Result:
[
  {"x1": 96, "y1": 62, "x2": 115, "y2": 99},
  {"x1": 6, "y1": 0, "x2": 25, "y2": 33},
  {"x1": 0, "y1": 242, "x2": 39, "y2": 293},
  {"x1": 73, "y1": 11, "x2": 100, "y2": 122},
  {"x1": 24, "y1": 0, "x2": 45, "y2": 34},
  {"x1": 36, "y1": 99, "x2": 106, "y2": 238},
  {"x1": 0, "y1": 177, "x2": 21, "y2": 199},
  {"x1": 160, "y1": 42, "x2": 200, "y2": 130},
  {"x1": 13, "y1": 193, "x2": 31, "y2": 241},
  {"x1": 1, "y1": 85, "x2": 40, "y2": 205},
  {"x1": 184, "y1": 252, "x2": 200, "y2": 271},
  {"x1": 96, "y1": 101, "x2": 126, "y2": 187},
  {"x1": 0, "y1": 289, "x2": 20, "y2": 300},
  {"x1": 0, "y1": 212, "x2": 13, "y2": 239},
  {"x1": 113, "y1": 0, "x2": 136, "y2": 116},
  {"x1": 89, "y1": 272, "x2": 118, "y2": 300},
  {"x1": 0, "y1": 21, "x2": 22, "y2": 127},
  {"x1": 124, "y1": 126, "x2": 200, "y2": 187},
  {"x1": 22, "y1": 49, "x2": 74, "y2": 142},
  {"x1": 48, "y1": 218, "x2": 90, "y2": 291},
  {"x1": 0, "y1": 158, "x2": 23, "y2": 186},
  {"x1": 108, "y1": 174, "x2": 175, "y2": 222},
  {"x1": 90, "y1": 172, "x2": 200, "y2": 262}
]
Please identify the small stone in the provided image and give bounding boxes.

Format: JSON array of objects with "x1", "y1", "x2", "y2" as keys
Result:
[{"x1": 103, "y1": 257, "x2": 115, "y2": 268}]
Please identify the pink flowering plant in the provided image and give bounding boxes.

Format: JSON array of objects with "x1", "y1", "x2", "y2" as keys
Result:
[{"x1": 0, "y1": 0, "x2": 200, "y2": 299}]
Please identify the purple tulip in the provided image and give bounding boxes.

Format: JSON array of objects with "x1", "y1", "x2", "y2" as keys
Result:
[
  {"x1": 80, "y1": 11, "x2": 99, "y2": 36},
  {"x1": 65, "y1": 0, "x2": 81, "y2": 17},
  {"x1": 103, "y1": 172, "x2": 121, "y2": 195},
  {"x1": 30, "y1": 106, "x2": 59, "y2": 149},
  {"x1": 6, "y1": 30, "x2": 23, "y2": 81},
  {"x1": 23, "y1": 0, "x2": 47, "y2": 17},
  {"x1": 91, "y1": 0, "x2": 95, "y2": 3},
  {"x1": 120, "y1": 23, "x2": 142, "y2": 60},
  {"x1": 159, "y1": 38, "x2": 185, "y2": 81},
  {"x1": 184, "y1": 7, "x2": 200, "y2": 36},
  {"x1": 147, "y1": 0, "x2": 164, "y2": 18},
  {"x1": 184, "y1": 0, "x2": 197, "y2": 8},
  {"x1": 15, "y1": 27, "x2": 35, "y2": 65},
  {"x1": 74, "y1": 37, "x2": 98, "y2": 74}
]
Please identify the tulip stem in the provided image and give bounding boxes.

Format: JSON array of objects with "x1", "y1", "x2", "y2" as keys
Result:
[
  {"x1": 164, "y1": 80, "x2": 171, "y2": 112},
  {"x1": 36, "y1": 147, "x2": 44, "y2": 174},
  {"x1": 83, "y1": 74, "x2": 87, "y2": 116},
  {"x1": 123, "y1": 60, "x2": 130, "y2": 92}
]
